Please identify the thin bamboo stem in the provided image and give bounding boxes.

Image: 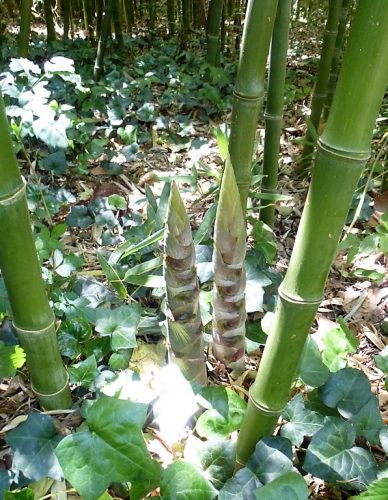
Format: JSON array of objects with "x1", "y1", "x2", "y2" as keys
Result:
[
  {"x1": 18, "y1": 0, "x2": 33, "y2": 57},
  {"x1": 260, "y1": 0, "x2": 292, "y2": 228},
  {"x1": 228, "y1": 0, "x2": 279, "y2": 212}
]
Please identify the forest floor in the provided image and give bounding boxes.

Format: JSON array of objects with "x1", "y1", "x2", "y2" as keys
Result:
[{"x1": 0, "y1": 14, "x2": 387, "y2": 500}]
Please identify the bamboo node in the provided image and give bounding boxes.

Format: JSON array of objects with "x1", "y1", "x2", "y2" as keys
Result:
[
  {"x1": 278, "y1": 287, "x2": 322, "y2": 306},
  {"x1": 0, "y1": 180, "x2": 26, "y2": 206},
  {"x1": 14, "y1": 317, "x2": 56, "y2": 336},
  {"x1": 317, "y1": 139, "x2": 370, "y2": 161},
  {"x1": 249, "y1": 395, "x2": 284, "y2": 416},
  {"x1": 32, "y1": 373, "x2": 70, "y2": 398}
]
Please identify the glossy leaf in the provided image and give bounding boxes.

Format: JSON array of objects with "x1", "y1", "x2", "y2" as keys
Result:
[
  {"x1": 304, "y1": 419, "x2": 378, "y2": 491},
  {"x1": 0, "y1": 341, "x2": 26, "y2": 378},
  {"x1": 219, "y1": 468, "x2": 261, "y2": 499},
  {"x1": 298, "y1": 336, "x2": 330, "y2": 387},
  {"x1": 319, "y1": 368, "x2": 372, "y2": 418},
  {"x1": 254, "y1": 471, "x2": 308, "y2": 499},
  {"x1": 6, "y1": 413, "x2": 63, "y2": 481},
  {"x1": 184, "y1": 437, "x2": 235, "y2": 489},
  {"x1": 160, "y1": 460, "x2": 217, "y2": 500},
  {"x1": 281, "y1": 394, "x2": 325, "y2": 446},
  {"x1": 55, "y1": 396, "x2": 161, "y2": 500},
  {"x1": 95, "y1": 305, "x2": 141, "y2": 350},
  {"x1": 68, "y1": 355, "x2": 99, "y2": 388},
  {"x1": 352, "y1": 478, "x2": 388, "y2": 498}
]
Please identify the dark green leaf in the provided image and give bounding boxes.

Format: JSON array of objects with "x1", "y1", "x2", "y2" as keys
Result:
[
  {"x1": 246, "y1": 436, "x2": 294, "y2": 484},
  {"x1": 254, "y1": 471, "x2": 308, "y2": 499},
  {"x1": 184, "y1": 437, "x2": 236, "y2": 489},
  {"x1": 319, "y1": 368, "x2": 372, "y2": 418},
  {"x1": 321, "y1": 319, "x2": 359, "y2": 372},
  {"x1": 108, "y1": 349, "x2": 132, "y2": 370},
  {"x1": 0, "y1": 470, "x2": 11, "y2": 498},
  {"x1": 218, "y1": 468, "x2": 262, "y2": 499},
  {"x1": 160, "y1": 460, "x2": 217, "y2": 500},
  {"x1": 298, "y1": 336, "x2": 330, "y2": 387},
  {"x1": 41, "y1": 151, "x2": 67, "y2": 174},
  {"x1": 304, "y1": 419, "x2": 378, "y2": 491},
  {"x1": 68, "y1": 355, "x2": 99, "y2": 388},
  {"x1": 6, "y1": 413, "x2": 63, "y2": 481},
  {"x1": 281, "y1": 394, "x2": 325, "y2": 447},
  {"x1": 55, "y1": 396, "x2": 161, "y2": 500},
  {"x1": 194, "y1": 204, "x2": 217, "y2": 245},
  {"x1": 67, "y1": 205, "x2": 93, "y2": 229},
  {"x1": 97, "y1": 252, "x2": 127, "y2": 299},
  {"x1": 351, "y1": 397, "x2": 384, "y2": 444},
  {"x1": 95, "y1": 305, "x2": 141, "y2": 350},
  {"x1": 57, "y1": 318, "x2": 92, "y2": 359}
]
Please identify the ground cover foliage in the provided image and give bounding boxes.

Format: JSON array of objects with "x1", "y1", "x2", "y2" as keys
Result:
[{"x1": 0, "y1": 3, "x2": 387, "y2": 499}]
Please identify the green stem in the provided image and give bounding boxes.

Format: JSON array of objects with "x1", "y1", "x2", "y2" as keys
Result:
[
  {"x1": 228, "y1": 0, "x2": 279, "y2": 212},
  {"x1": 236, "y1": 0, "x2": 388, "y2": 466},
  {"x1": 18, "y1": 0, "x2": 33, "y2": 57},
  {"x1": 0, "y1": 92, "x2": 71, "y2": 410},
  {"x1": 167, "y1": 0, "x2": 175, "y2": 36},
  {"x1": 43, "y1": 0, "x2": 57, "y2": 45},
  {"x1": 260, "y1": 0, "x2": 292, "y2": 228},
  {"x1": 93, "y1": 0, "x2": 113, "y2": 81},
  {"x1": 299, "y1": 0, "x2": 342, "y2": 173},
  {"x1": 206, "y1": 0, "x2": 224, "y2": 67}
]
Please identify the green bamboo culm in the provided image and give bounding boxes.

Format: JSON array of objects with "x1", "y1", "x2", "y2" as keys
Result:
[
  {"x1": 236, "y1": 0, "x2": 388, "y2": 467},
  {"x1": 43, "y1": 0, "x2": 57, "y2": 45},
  {"x1": 166, "y1": 0, "x2": 175, "y2": 36},
  {"x1": 0, "y1": 93, "x2": 72, "y2": 410},
  {"x1": 322, "y1": 0, "x2": 352, "y2": 122},
  {"x1": 63, "y1": 0, "x2": 71, "y2": 40},
  {"x1": 82, "y1": 0, "x2": 95, "y2": 42},
  {"x1": 212, "y1": 158, "x2": 247, "y2": 371},
  {"x1": 18, "y1": 0, "x2": 33, "y2": 57},
  {"x1": 93, "y1": 0, "x2": 113, "y2": 81},
  {"x1": 206, "y1": 0, "x2": 224, "y2": 67},
  {"x1": 164, "y1": 183, "x2": 207, "y2": 386},
  {"x1": 298, "y1": 0, "x2": 342, "y2": 174},
  {"x1": 112, "y1": 0, "x2": 124, "y2": 49},
  {"x1": 260, "y1": 0, "x2": 292, "y2": 228},
  {"x1": 228, "y1": 0, "x2": 279, "y2": 212}
]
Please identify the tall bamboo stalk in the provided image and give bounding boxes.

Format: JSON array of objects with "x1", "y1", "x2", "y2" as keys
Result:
[
  {"x1": 236, "y1": 0, "x2": 388, "y2": 466},
  {"x1": 206, "y1": 0, "x2": 224, "y2": 67},
  {"x1": 43, "y1": 0, "x2": 57, "y2": 44},
  {"x1": 164, "y1": 183, "x2": 207, "y2": 385},
  {"x1": 212, "y1": 158, "x2": 247, "y2": 371},
  {"x1": 112, "y1": 0, "x2": 124, "y2": 49},
  {"x1": 228, "y1": 0, "x2": 279, "y2": 212},
  {"x1": 63, "y1": 0, "x2": 71, "y2": 39},
  {"x1": 18, "y1": 0, "x2": 33, "y2": 57},
  {"x1": 298, "y1": 0, "x2": 342, "y2": 173},
  {"x1": 0, "y1": 93, "x2": 72, "y2": 410},
  {"x1": 260, "y1": 0, "x2": 292, "y2": 228},
  {"x1": 93, "y1": 0, "x2": 113, "y2": 81},
  {"x1": 82, "y1": 0, "x2": 94, "y2": 41},
  {"x1": 167, "y1": 0, "x2": 175, "y2": 36},
  {"x1": 322, "y1": 0, "x2": 352, "y2": 122}
]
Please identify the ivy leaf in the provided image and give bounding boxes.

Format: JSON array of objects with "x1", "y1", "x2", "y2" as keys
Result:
[
  {"x1": 298, "y1": 336, "x2": 330, "y2": 387},
  {"x1": 321, "y1": 318, "x2": 359, "y2": 372},
  {"x1": 57, "y1": 318, "x2": 92, "y2": 359},
  {"x1": 246, "y1": 436, "x2": 294, "y2": 484},
  {"x1": 6, "y1": 413, "x2": 63, "y2": 481},
  {"x1": 254, "y1": 471, "x2": 308, "y2": 499},
  {"x1": 303, "y1": 419, "x2": 378, "y2": 491},
  {"x1": 319, "y1": 368, "x2": 372, "y2": 418},
  {"x1": 351, "y1": 397, "x2": 385, "y2": 444},
  {"x1": 379, "y1": 427, "x2": 388, "y2": 454},
  {"x1": 95, "y1": 305, "x2": 141, "y2": 350},
  {"x1": 55, "y1": 396, "x2": 161, "y2": 500},
  {"x1": 41, "y1": 151, "x2": 67, "y2": 174},
  {"x1": 196, "y1": 386, "x2": 247, "y2": 439},
  {"x1": 67, "y1": 205, "x2": 93, "y2": 229},
  {"x1": 0, "y1": 341, "x2": 26, "y2": 378},
  {"x1": 160, "y1": 460, "x2": 217, "y2": 500},
  {"x1": 68, "y1": 355, "x2": 99, "y2": 388},
  {"x1": 218, "y1": 468, "x2": 262, "y2": 499},
  {"x1": 281, "y1": 394, "x2": 325, "y2": 446},
  {"x1": 351, "y1": 478, "x2": 388, "y2": 498},
  {"x1": 184, "y1": 436, "x2": 236, "y2": 489}
]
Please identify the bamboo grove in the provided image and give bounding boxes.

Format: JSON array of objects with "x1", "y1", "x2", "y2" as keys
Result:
[{"x1": 1, "y1": 0, "x2": 387, "y2": 489}]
